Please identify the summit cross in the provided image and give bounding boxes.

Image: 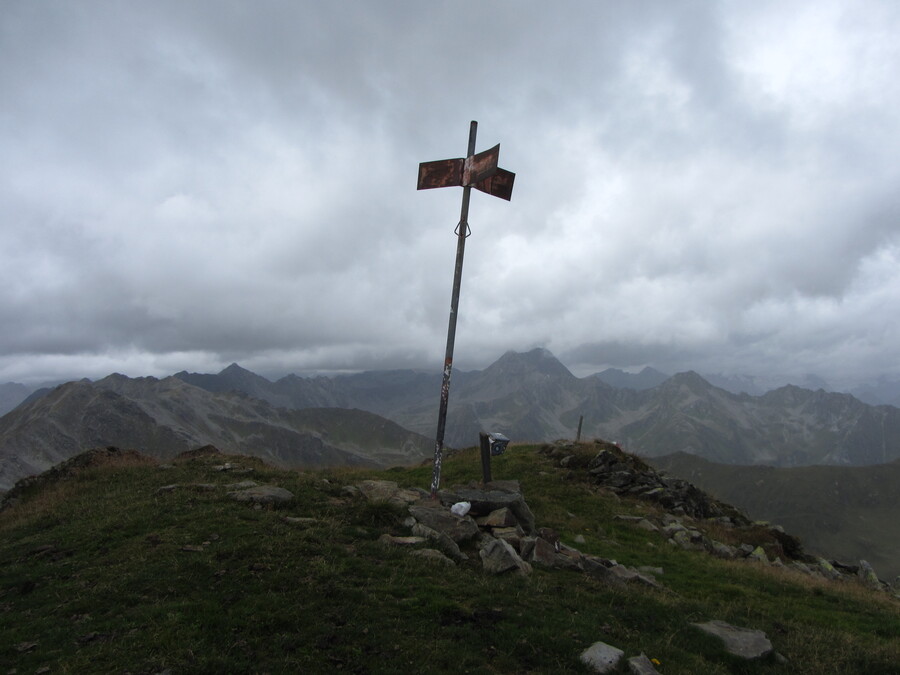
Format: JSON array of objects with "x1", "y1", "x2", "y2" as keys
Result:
[{"x1": 417, "y1": 120, "x2": 516, "y2": 497}]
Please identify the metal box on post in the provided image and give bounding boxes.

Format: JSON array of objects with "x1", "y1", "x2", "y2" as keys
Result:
[{"x1": 488, "y1": 432, "x2": 510, "y2": 456}]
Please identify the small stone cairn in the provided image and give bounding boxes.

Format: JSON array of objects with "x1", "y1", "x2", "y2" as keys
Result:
[
  {"x1": 351, "y1": 473, "x2": 791, "y2": 671},
  {"x1": 349, "y1": 477, "x2": 663, "y2": 588},
  {"x1": 542, "y1": 440, "x2": 899, "y2": 596}
]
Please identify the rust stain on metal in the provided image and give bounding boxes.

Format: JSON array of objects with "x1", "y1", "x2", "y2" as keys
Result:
[
  {"x1": 474, "y1": 167, "x2": 515, "y2": 201},
  {"x1": 463, "y1": 143, "x2": 500, "y2": 186},
  {"x1": 417, "y1": 158, "x2": 464, "y2": 190}
]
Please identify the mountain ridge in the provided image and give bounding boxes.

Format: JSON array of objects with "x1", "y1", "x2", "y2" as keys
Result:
[
  {"x1": 649, "y1": 451, "x2": 900, "y2": 579},
  {"x1": 0, "y1": 376, "x2": 432, "y2": 490}
]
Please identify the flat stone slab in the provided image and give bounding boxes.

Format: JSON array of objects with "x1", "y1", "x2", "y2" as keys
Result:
[
  {"x1": 410, "y1": 548, "x2": 455, "y2": 566},
  {"x1": 227, "y1": 485, "x2": 294, "y2": 504},
  {"x1": 692, "y1": 620, "x2": 773, "y2": 660},
  {"x1": 379, "y1": 534, "x2": 427, "y2": 546},
  {"x1": 356, "y1": 480, "x2": 424, "y2": 506},
  {"x1": 439, "y1": 488, "x2": 536, "y2": 533},
  {"x1": 476, "y1": 507, "x2": 517, "y2": 528},
  {"x1": 627, "y1": 654, "x2": 662, "y2": 674},
  {"x1": 226, "y1": 480, "x2": 259, "y2": 490},
  {"x1": 408, "y1": 503, "x2": 480, "y2": 543},
  {"x1": 479, "y1": 536, "x2": 532, "y2": 576},
  {"x1": 580, "y1": 641, "x2": 624, "y2": 673}
]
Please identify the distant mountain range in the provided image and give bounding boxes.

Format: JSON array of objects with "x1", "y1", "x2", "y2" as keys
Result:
[
  {"x1": 0, "y1": 374, "x2": 431, "y2": 491},
  {"x1": 650, "y1": 452, "x2": 900, "y2": 580},
  {"x1": 171, "y1": 349, "x2": 900, "y2": 467},
  {"x1": 3, "y1": 348, "x2": 900, "y2": 490},
  {"x1": 6, "y1": 364, "x2": 900, "y2": 416}
]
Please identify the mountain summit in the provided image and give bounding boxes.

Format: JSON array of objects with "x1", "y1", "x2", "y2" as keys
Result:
[{"x1": 484, "y1": 348, "x2": 576, "y2": 380}]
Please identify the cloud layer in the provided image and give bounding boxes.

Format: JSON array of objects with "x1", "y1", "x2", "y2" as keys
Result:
[{"x1": 2, "y1": 1, "x2": 900, "y2": 387}]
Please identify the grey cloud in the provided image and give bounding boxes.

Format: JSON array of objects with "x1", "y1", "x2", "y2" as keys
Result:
[{"x1": 3, "y1": 1, "x2": 900, "y2": 389}]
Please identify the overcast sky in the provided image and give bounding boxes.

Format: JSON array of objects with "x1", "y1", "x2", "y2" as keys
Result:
[{"x1": 3, "y1": 1, "x2": 900, "y2": 388}]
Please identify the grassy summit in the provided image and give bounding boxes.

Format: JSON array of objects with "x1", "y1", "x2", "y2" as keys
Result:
[{"x1": 1, "y1": 444, "x2": 898, "y2": 673}]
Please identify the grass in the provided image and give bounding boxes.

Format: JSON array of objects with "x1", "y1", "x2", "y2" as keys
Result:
[{"x1": 0, "y1": 444, "x2": 898, "y2": 673}]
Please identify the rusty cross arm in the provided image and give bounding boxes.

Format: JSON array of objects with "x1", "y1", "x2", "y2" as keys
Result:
[
  {"x1": 417, "y1": 144, "x2": 515, "y2": 200},
  {"x1": 417, "y1": 121, "x2": 515, "y2": 497}
]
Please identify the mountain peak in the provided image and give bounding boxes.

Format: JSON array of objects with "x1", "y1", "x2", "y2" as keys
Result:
[
  {"x1": 664, "y1": 371, "x2": 713, "y2": 391},
  {"x1": 488, "y1": 349, "x2": 574, "y2": 379},
  {"x1": 220, "y1": 363, "x2": 251, "y2": 376}
]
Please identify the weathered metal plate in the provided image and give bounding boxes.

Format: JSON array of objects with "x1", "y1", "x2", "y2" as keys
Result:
[
  {"x1": 463, "y1": 144, "x2": 500, "y2": 186},
  {"x1": 474, "y1": 167, "x2": 515, "y2": 201},
  {"x1": 417, "y1": 158, "x2": 464, "y2": 190}
]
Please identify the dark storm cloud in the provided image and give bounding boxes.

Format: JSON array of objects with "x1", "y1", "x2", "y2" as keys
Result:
[{"x1": 2, "y1": 1, "x2": 900, "y2": 389}]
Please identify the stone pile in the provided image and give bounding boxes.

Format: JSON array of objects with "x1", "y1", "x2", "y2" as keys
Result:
[
  {"x1": 355, "y1": 478, "x2": 663, "y2": 589},
  {"x1": 544, "y1": 440, "x2": 900, "y2": 596},
  {"x1": 542, "y1": 440, "x2": 752, "y2": 523}
]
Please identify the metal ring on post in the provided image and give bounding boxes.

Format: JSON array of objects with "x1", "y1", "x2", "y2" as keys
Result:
[{"x1": 453, "y1": 222, "x2": 472, "y2": 238}]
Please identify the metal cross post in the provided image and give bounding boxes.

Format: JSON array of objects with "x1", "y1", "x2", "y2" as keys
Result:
[{"x1": 417, "y1": 120, "x2": 515, "y2": 497}]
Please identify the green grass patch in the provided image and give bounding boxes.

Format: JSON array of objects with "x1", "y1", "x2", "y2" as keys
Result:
[{"x1": 1, "y1": 445, "x2": 898, "y2": 673}]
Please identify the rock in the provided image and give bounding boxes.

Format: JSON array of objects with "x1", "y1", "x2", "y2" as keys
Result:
[
  {"x1": 671, "y1": 529, "x2": 703, "y2": 550},
  {"x1": 408, "y1": 504, "x2": 480, "y2": 543},
  {"x1": 580, "y1": 641, "x2": 624, "y2": 673},
  {"x1": 710, "y1": 540, "x2": 738, "y2": 559},
  {"x1": 791, "y1": 561, "x2": 814, "y2": 575},
  {"x1": 226, "y1": 480, "x2": 258, "y2": 490},
  {"x1": 580, "y1": 556, "x2": 621, "y2": 584},
  {"x1": 475, "y1": 507, "x2": 517, "y2": 528},
  {"x1": 636, "y1": 519, "x2": 659, "y2": 532},
  {"x1": 608, "y1": 565, "x2": 661, "y2": 589},
  {"x1": 155, "y1": 484, "x2": 178, "y2": 494},
  {"x1": 439, "y1": 488, "x2": 536, "y2": 534},
  {"x1": 479, "y1": 536, "x2": 532, "y2": 576},
  {"x1": 637, "y1": 566, "x2": 664, "y2": 576},
  {"x1": 662, "y1": 522, "x2": 687, "y2": 536},
  {"x1": 492, "y1": 525, "x2": 526, "y2": 549},
  {"x1": 692, "y1": 620, "x2": 774, "y2": 660},
  {"x1": 356, "y1": 480, "x2": 424, "y2": 506},
  {"x1": 747, "y1": 546, "x2": 769, "y2": 564},
  {"x1": 186, "y1": 483, "x2": 216, "y2": 491},
  {"x1": 411, "y1": 522, "x2": 466, "y2": 562},
  {"x1": 519, "y1": 536, "x2": 536, "y2": 560},
  {"x1": 378, "y1": 534, "x2": 427, "y2": 546},
  {"x1": 858, "y1": 560, "x2": 882, "y2": 589},
  {"x1": 340, "y1": 485, "x2": 361, "y2": 498},
  {"x1": 816, "y1": 558, "x2": 841, "y2": 580},
  {"x1": 627, "y1": 653, "x2": 662, "y2": 674},
  {"x1": 227, "y1": 485, "x2": 294, "y2": 504},
  {"x1": 574, "y1": 534, "x2": 586, "y2": 544},
  {"x1": 410, "y1": 548, "x2": 455, "y2": 566}
]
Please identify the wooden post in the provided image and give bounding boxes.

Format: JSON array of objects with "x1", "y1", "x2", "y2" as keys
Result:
[
  {"x1": 576, "y1": 415, "x2": 584, "y2": 442},
  {"x1": 479, "y1": 432, "x2": 492, "y2": 485}
]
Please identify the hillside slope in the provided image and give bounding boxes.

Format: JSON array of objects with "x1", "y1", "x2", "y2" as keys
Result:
[
  {"x1": 0, "y1": 444, "x2": 897, "y2": 673},
  {"x1": 0, "y1": 375, "x2": 431, "y2": 490},
  {"x1": 650, "y1": 452, "x2": 900, "y2": 579}
]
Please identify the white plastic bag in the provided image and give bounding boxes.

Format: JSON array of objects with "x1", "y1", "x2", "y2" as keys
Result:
[{"x1": 450, "y1": 501, "x2": 471, "y2": 517}]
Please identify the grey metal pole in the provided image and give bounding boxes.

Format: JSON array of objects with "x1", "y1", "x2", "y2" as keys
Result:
[{"x1": 430, "y1": 120, "x2": 478, "y2": 498}]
